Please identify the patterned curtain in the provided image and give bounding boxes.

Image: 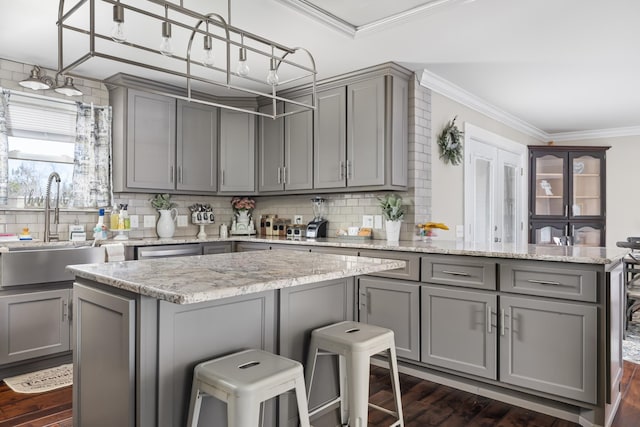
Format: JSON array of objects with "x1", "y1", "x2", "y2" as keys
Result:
[
  {"x1": 71, "y1": 104, "x2": 112, "y2": 208},
  {"x1": 0, "y1": 90, "x2": 9, "y2": 204}
]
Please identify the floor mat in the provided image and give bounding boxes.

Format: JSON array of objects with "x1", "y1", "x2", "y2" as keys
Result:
[{"x1": 2, "y1": 363, "x2": 72, "y2": 394}]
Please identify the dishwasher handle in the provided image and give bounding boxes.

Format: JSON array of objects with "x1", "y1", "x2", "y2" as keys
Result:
[{"x1": 136, "y1": 244, "x2": 202, "y2": 259}]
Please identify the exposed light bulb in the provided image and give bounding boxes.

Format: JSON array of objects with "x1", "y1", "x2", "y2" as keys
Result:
[
  {"x1": 160, "y1": 21, "x2": 173, "y2": 56},
  {"x1": 111, "y1": 3, "x2": 126, "y2": 43},
  {"x1": 202, "y1": 36, "x2": 214, "y2": 67},
  {"x1": 237, "y1": 47, "x2": 250, "y2": 77},
  {"x1": 266, "y1": 57, "x2": 279, "y2": 86}
]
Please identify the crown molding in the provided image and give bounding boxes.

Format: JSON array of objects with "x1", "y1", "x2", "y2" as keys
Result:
[
  {"x1": 420, "y1": 69, "x2": 548, "y2": 141},
  {"x1": 549, "y1": 126, "x2": 640, "y2": 142}
]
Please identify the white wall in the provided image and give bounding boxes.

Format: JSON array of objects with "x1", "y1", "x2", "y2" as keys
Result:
[
  {"x1": 537, "y1": 136, "x2": 640, "y2": 247},
  {"x1": 430, "y1": 91, "x2": 541, "y2": 240}
]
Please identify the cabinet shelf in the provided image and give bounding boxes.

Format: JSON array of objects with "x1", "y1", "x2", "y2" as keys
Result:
[
  {"x1": 535, "y1": 196, "x2": 563, "y2": 199},
  {"x1": 536, "y1": 173, "x2": 563, "y2": 178},
  {"x1": 573, "y1": 174, "x2": 600, "y2": 178}
]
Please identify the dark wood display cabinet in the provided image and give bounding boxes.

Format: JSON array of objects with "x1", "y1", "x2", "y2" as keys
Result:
[{"x1": 528, "y1": 145, "x2": 609, "y2": 246}]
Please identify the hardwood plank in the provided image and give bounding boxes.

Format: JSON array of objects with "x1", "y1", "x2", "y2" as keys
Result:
[{"x1": 612, "y1": 361, "x2": 640, "y2": 427}]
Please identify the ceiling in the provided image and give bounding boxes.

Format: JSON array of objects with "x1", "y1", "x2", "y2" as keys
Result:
[{"x1": 1, "y1": 0, "x2": 639, "y2": 138}]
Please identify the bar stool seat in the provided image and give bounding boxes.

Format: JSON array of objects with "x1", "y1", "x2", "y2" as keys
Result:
[
  {"x1": 186, "y1": 349, "x2": 310, "y2": 427},
  {"x1": 305, "y1": 321, "x2": 404, "y2": 427}
]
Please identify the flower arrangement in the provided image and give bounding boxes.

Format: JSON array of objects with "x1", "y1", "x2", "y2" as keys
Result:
[
  {"x1": 231, "y1": 196, "x2": 256, "y2": 214},
  {"x1": 150, "y1": 193, "x2": 177, "y2": 211},
  {"x1": 378, "y1": 194, "x2": 405, "y2": 221}
]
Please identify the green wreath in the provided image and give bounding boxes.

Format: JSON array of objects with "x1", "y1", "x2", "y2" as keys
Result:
[{"x1": 437, "y1": 116, "x2": 464, "y2": 165}]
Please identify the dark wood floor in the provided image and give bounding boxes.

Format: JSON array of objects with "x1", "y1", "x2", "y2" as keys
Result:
[{"x1": 0, "y1": 362, "x2": 638, "y2": 426}]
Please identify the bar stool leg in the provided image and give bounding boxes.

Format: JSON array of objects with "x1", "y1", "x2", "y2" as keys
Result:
[
  {"x1": 305, "y1": 342, "x2": 319, "y2": 399},
  {"x1": 230, "y1": 395, "x2": 261, "y2": 427},
  {"x1": 338, "y1": 355, "x2": 349, "y2": 425},
  {"x1": 346, "y1": 353, "x2": 371, "y2": 427},
  {"x1": 294, "y1": 376, "x2": 312, "y2": 427},
  {"x1": 387, "y1": 347, "x2": 404, "y2": 427},
  {"x1": 186, "y1": 381, "x2": 203, "y2": 427}
]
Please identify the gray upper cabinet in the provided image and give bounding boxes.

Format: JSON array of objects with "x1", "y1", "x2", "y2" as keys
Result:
[
  {"x1": 176, "y1": 100, "x2": 217, "y2": 193},
  {"x1": 314, "y1": 71, "x2": 409, "y2": 190},
  {"x1": 219, "y1": 109, "x2": 256, "y2": 193},
  {"x1": 110, "y1": 83, "x2": 218, "y2": 194},
  {"x1": 258, "y1": 97, "x2": 313, "y2": 193},
  {"x1": 124, "y1": 89, "x2": 176, "y2": 191},
  {"x1": 499, "y1": 294, "x2": 597, "y2": 404}
]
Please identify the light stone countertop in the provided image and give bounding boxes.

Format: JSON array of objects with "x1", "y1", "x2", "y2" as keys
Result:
[{"x1": 67, "y1": 249, "x2": 406, "y2": 304}]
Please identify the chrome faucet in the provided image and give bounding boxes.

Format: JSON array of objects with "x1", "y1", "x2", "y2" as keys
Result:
[{"x1": 44, "y1": 172, "x2": 61, "y2": 242}]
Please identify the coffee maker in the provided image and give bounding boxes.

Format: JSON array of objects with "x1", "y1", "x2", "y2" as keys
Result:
[{"x1": 306, "y1": 197, "x2": 328, "y2": 238}]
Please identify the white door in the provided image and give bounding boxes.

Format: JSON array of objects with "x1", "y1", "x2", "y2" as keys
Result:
[{"x1": 464, "y1": 124, "x2": 526, "y2": 246}]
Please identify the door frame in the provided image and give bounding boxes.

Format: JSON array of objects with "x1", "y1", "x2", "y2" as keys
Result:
[{"x1": 463, "y1": 123, "x2": 528, "y2": 246}]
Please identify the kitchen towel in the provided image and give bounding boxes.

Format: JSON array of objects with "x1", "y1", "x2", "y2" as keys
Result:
[{"x1": 104, "y1": 243, "x2": 125, "y2": 262}]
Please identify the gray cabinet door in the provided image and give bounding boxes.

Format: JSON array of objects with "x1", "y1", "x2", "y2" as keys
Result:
[
  {"x1": 314, "y1": 87, "x2": 346, "y2": 189},
  {"x1": 346, "y1": 76, "x2": 385, "y2": 187},
  {"x1": 73, "y1": 283, "x2": 135, "y2": 427},
  {"x1": 126, "y1": 89, "x2": 176, "y2": 190},
  {"x1": 284, "y1": 95, "x2": 313, "y2": 191},
  {"x1": 176, "y1": 100, "x2": 217, "y2": 193},
  {"x1": 499, "y1": 294, "x2": 597, "y2": 404},
  {"x1": 258, "y1": 103, "x2": 284, "y2": 192},
  {"x1": 279, "y1": 278, "x2": 355, "y2": 427},
  {"x1": 0, "y1": 289, "x2": 71, "y2": 364},
  {"x1": 358, "y1": 276, "x2": 420, "y2": 361},
  {"x1": 421, "y1": 285, "x2": 497, "y2": 379},
  {"x1": 219, "y1": 109, "x2": 256, "y2": 192}
]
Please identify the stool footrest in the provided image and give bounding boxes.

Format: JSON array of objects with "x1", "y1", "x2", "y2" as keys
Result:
[
  {"x1": 369, "y1": 402, "x2": 399, "y2": 418},
  {"x1": 308, "y1": 396, "x2": 341, "y2": 417}
]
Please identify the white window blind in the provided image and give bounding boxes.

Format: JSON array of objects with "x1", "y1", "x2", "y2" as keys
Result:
[{"x1": 5, "y1": 93, "x2": 77, "y2": 142}]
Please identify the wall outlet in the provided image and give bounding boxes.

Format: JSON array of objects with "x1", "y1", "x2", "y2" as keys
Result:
[
  {"x1": 362, "y1": 215, "x2": 374, "y2": 228},
  {"x1": 374, "y1": 215, "x2": 383, "y2": 229},
  {"x1": 294, "y1": 215, "x2": 303, "y2": 224},
  {"x1": 129, "y1": 215, "x2": 139, "y2": 228},
  {"x1": 143, "y1": 215, "x2": 156, "y2": 228},
  {"x1": 177, "y1": 215, "x2": 188, "y2": 227}
]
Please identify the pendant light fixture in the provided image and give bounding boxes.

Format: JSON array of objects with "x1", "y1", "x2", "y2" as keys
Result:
[
  {"x1": 54, "y1": 76, "x2": 83, "y2": 96},
  {"x1": 19, "y1": 66, "x2": 53, "y2": 90},
  {"x1": 160, "y1": 4, "x2": 173, "y2": 56},
  {"x1": 236, "y1": 34, "x2": 250, "y2": 77},
  {"x1": 266, "y1": 46, "x2": 279, "y2": 86},
  {"x1": 111, "y1": 0, "x2": 126, "y2": 43},
  {"x1": 201, "y1": 22, "x2": 214, "y2": 67}
]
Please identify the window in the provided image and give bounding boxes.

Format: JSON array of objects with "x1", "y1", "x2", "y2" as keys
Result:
[{"x1": 0, "y1": 89, "x2": 112, "y2": 209}]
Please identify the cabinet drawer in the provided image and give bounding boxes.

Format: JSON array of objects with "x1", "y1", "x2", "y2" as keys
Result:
[
  {"x1": 500, "y1": 260, "x2": 597, "y2": 302},
  {"x1": 421, "y1": 255, "x2": 496, "y2": 290},
  {"x1": 359, "y1": 250, "x2": 420, "y2": 281}
]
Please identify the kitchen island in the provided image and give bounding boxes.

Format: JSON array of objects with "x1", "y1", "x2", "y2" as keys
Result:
[
  {"x1": 67, "y1": 249, "x2": 405, "y2": 427},
  {"x1": 67, "y1": 240, "x2": 628, "y2": 427}
]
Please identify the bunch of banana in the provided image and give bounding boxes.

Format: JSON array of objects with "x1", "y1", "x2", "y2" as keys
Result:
[{"x1": 417, "y1": 222, "x2": 449, "y2": 231}]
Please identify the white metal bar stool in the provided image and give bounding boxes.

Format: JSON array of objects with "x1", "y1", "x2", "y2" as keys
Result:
[
  {"x1": 186, "y1": 348, "x2": 311, "y2": 427},
  {"x1": 305, "y1": 321, "x2": 404, "y2": 427}
]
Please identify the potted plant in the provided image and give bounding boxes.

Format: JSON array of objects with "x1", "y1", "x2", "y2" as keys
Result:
[
  {"x1": 151, "y1": 194, "x2": 178, "y2": 238},
  {"x1": 379, "y1": 194, "x2": 405, "y2": 242}
]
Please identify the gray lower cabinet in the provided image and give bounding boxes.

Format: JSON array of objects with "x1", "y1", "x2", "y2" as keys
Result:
[
  {"x1": 279, "y1": 278, "x2": 355, "y2": 427},
  {"x1": 421, "y1": 284, "x2": 497, "y2": 379},
  {"x1": 358, "y1": 276, "x2": 420, "y2": 361},
  {"x1": 0, "y1": 288, "x2": 71, "y2": 365},
  {"x1": 176, "y1": 100, "x2": 217, "y2": 193},
  {"x1": 499, "y1": 294, "x2": 597, "y2": 404},
  {"x1": 73, "y1": 282, "x2": 135, "y2": 427},
  {"x1": 219, "y1": 109, "x2": 256, "y2": 193}
]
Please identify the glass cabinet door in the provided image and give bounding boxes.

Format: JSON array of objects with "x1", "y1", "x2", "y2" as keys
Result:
[
  {"x1": 571, "y1": 223, "x2": 604, "y2": 247},
  {"x1": 571, "y1": 153, "x2": 602, "y2": 217},
  {"x1": 530, "y1": 222, "x2": 567, "y2": 245},
  {"x1": 533, "y1": 153, "x2": 565, "y2": 217}
]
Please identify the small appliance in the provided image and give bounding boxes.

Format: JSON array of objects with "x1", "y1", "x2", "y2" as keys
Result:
[{"x1": 306, "y1": 197, "x2": 328, "y2": 238}]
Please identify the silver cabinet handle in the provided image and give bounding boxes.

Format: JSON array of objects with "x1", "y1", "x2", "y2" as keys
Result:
[
  {"x1": 565, "y1": 205, "x2": 568, "y2": 217},
  {"x1": 346, "y1": 160, "x2": 352, "y2": 179},
  {"x1": 221, "y1": 169, "x2": 225, "y2": 185},
  {"x1": 487, "y1": 305, "x2": 492, "y2": 334},
  {"x1": 178, "y1": 166, "x2": 182, "y2": 184},
  {"x1": 277, "y1": 167, "x2": 281, "y2": 184},
  {"x1": 283, "y1": 166, "x2": 287, "y2": 184},
  {"x1": 441, "y1": 270, "x2": 471, "y2": 277},
  {"x1": 500, "y1": 308, "x2": 506, "y2": 336},
  {"x1": 62, "y1": 300, "x2": 68, "y2": 321},
  {"x1": 170, "y1": 166, "x2": 174, "y2": 183},
  {"x1": 527, "y1": 279, "x2": 561, "y2": 286},
  {"x1": 339, "y1": 161, "x2": 345, "y2": 180}
]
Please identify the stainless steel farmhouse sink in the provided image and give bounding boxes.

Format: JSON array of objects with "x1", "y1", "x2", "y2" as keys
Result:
[{"x1": 0, "y1": 244, "x2": 105, "y2": 287}]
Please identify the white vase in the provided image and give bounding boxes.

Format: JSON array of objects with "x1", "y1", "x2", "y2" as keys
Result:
[
  {"x1": 235, "y1": 210, "x2": 251, "y2": 233},
  {"x1": 385, "y1": 220, "x2": 402, "y2": 242},
  {"x1": 156, "y1": 208, "x2": 177, "y2": 238}
]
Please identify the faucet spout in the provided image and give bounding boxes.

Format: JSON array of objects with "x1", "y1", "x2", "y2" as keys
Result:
[{"x1": 44, "y1": 172, "x2": 61, "y2": 242}]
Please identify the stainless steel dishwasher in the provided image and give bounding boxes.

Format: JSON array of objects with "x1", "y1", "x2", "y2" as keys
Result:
[{"x1": 135, "y1": 244, "x2": 202, "y2": 260}]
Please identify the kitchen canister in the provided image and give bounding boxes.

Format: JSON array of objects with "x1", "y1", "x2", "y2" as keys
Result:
[{"x1": 220, "y1": 223, "x2": 228, "y2": 238}]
